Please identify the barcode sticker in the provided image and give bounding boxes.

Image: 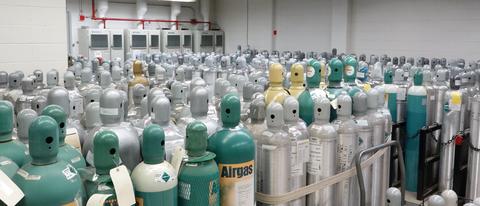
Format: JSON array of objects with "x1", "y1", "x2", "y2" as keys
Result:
[{"x1": 0, "y1": 170, "x2": 24, "y2": 206}]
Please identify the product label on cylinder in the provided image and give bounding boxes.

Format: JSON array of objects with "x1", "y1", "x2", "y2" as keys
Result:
[
  {"x1": 306, "y1": 66, "x2": 315, "y2": 78},
  {"x1": 71, "y1": 97, "x2": 84, "y2": 115},
  {"x1": 336, "y1": 133, "x2": 357, "y2": 172},
  {"x1": 397, "y1": 88, "x2": 407, "y2": 101},
  {"x1": 308, "y1": 137, "x2": 335, "y2": 175},
  {"x1": 218, "y1": 161, "x2": 255, "y2": 206}
]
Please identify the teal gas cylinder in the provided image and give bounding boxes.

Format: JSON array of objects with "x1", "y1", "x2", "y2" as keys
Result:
[
  {"x1": 131, "y1": 124, "x2": 178, "y2": 206},
  {"x1": 0, "y1": 100, "x2": 28, "y2": 166},
  {"x1": 289, "y1": 63, "x2": 314, "y2": 125},
  {"x1": 84, "y1": 130, "x2": 126, "y2": 206},
  {"x1": 343, "y1": 56, "x2": 358, "y2": 84},
  {"x1": 306, "y1": 60, "x2": 327, "y2": 100},
  {"x1": 0, "y1": 156, "x2": 18, "y2": 178},
  {"x1": 405, "y1": 70, "x2": 427, "y2": 192},
  {"x1": 384, "y1": 69, "x2": 398, "y2": 123},
  {"x1": 208, "y1": 94, "x2": 255, "y2": 206},
  {"x1": 13, "y1": 116, "x2": 82, "y2": 206},
  {"x1": 179, "y1": 121, "x2": 220, "y2": 206},
  {"x1": 41, "y1": 105, "x2": 86, "y2": 170},
  {"x1": 327, "y1": 58, "x2": 345, "y2": 121}
]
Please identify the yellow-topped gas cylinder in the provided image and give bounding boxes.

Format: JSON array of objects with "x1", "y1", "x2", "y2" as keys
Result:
[
  {"x1": 289, "y1": 63, "x2": 306, "y2": 97},
  {"x1": 265, "y1": 63, "x2": 289, "y2": 105},
  {"x1": 128, "y1": 60, "x2": 149, "y2": 88}
]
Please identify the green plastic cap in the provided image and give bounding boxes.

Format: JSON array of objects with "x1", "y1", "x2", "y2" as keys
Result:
[
  {"x1": 29, "y1": 116, "x2": 59, "y2": 165},
  {"x1": 221, "y1": 93, "x2": 241, "y2": 128},
  {"x1": 328, "y1": 58, "x2": 344, "y2": 82},
  {"x1": 41, "y1": 105, "x2": 67, "y2": 145},
  {"x1": 414, "y1": 70, "x2": 423, "y2": 86},
  {"x1": 185, "y1": 121, "x2": 208, "y2": 157},
  {"x1": 142, "y1": 124, "x2": 165, "y2": 164},
  {"x1": 0, "y1": 101, "x2": 13, "y2": 142},
  {"x1": 343, "y1": 56, "x2": 358, "y2": 82},
  {"x1": 306, "y1": 60, "x2": 321, "y2": 88},
  {"x1": 93, "y1": 130, "x2": 120, "y2": 175},
  {"x1": 384, "y1": 69, "x2": 394, "y2": 84}
]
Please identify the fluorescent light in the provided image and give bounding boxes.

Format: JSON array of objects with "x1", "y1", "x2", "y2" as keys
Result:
[{"x1": 159, "y1": 0, "x2": 196, "y2": 2}]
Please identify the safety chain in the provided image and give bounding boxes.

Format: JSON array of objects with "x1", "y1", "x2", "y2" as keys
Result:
[
  {"x1": 468, "y1": 137, "x2": 480, "y2": 152},
  {"x1": 429, "y1": 133, "x2": 455, "y2": 147}
]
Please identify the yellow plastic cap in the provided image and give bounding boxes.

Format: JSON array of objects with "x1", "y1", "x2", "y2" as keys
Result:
[
  {"x1": 451, "y1": 91, "x2": 462, "y2": 105},
  {"x1": 133, "y1": 60, "x2": 143, "y2": 75},
  {"x1": 290, "y1": 63, "x2": 304, "y2": 83},
  {"x1": 269, "y1": 63, "x2": 284, "y2": 83}
]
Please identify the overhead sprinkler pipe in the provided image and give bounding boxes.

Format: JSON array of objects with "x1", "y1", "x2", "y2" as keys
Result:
[
  {"x1": 170, "y1": 2, "x2": 181, "y2": 30},
  {"x1": 90, "y1": 0, "x2": 211, "y2": 30}
]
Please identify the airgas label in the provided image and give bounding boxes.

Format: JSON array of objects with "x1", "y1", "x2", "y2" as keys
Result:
[{"x1": 218, "y1": 160, "x2": 254, "y2": 206}]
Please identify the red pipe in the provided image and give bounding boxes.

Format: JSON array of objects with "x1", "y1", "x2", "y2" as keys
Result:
[{"x1": 90, "y1": 0, "x2": 212, "y2": 30}]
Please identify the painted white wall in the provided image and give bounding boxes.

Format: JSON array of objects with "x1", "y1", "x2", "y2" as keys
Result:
[
  {"x1": 349, "y1": 0, "x2": 480, "y2": 62},
  {"x1": 66, "y1": 0, "x2": 201, "y2": 57},
  {"x1": 0, "y1": 0, "x2": 67, "y2": 74}
]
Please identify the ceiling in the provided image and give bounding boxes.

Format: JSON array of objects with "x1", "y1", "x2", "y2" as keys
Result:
[{"x1": 110, "y1": 0, "x2": 196, "y2": 6}]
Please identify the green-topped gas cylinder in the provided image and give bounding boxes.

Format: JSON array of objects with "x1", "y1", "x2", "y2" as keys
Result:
[
  {"x1": 13, "y1": 116, "x2": 82, "y2": 206},
  {"x1": 179, "y1": 121, "x2": 220, "y2": 206},
  {"x1": 383, "y1": 69, "x2": 398, "y2": 123},
  {"x1": 41, "y1": 105, "x2": 86, "y2": 170},
  {"x1": 343, "y1": 56, "x2": 358, "y2": 85},
  {"x1": 327, "y1": 58, "x2": 345, "y2": 121},
  {"x1": 84, "y1": 130, "x2": 124, "y2": 206},
  {"x1": 265, "y1": 63, "x2": 289, "y2": 105},
  {"x1": 289, "y1": 63, "x2": 315, "y2": 125},
  {"x1": 208, "y1": 94, "x2": 255, "y2": 206},
  {"x1": 131, "y1": 125, "x2": 178, "y2": 206},
  {"x1": 405, "y1": 70, "x2": 427, "y2": 192},
  {"x1": 0, "y1": 100, "x2": 28, "y2": 166},
  {"x1": 306, "y1": 59, "x2": 327, "y2": 99},
  {"x1": 0, "y1": 156, "x2": 18, "y2": 178}
]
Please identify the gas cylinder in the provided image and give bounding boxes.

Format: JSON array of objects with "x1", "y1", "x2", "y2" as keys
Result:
[
  {"x1": 84, "y1": 130, "x2": 123, "y2": 205},
  {"x1": 307, "y1": 95, "x2": 337, "y2": 206},
  {"x1": 245, "y1": 96, "x2": 268, "y2": 140},
  {"x1": 13, "y1": 115, "x2": 82, "y2": 205},
  {"x1": 427, "y1": 195, "x2": 446, "y2": 206},
  {"x1": 385, "y1": 187, "x2": 401, "y2": 206},
  {"x1": 112, "y1": 65, "x2": 128, "y2": 93},
  {"x1": 384, "y1": 69, "x2": 398, "y2": 123},
  {"x1": 441, "y1": 190, "x2": 458, "y2": 206},
  {"x1": 78, "y1": 68, "x2": 100, "y2": 97},
  {"x1": 131, "y1": 125, "x2": 178, "y2": 206},
  {"x1": 84, "y1": 102, "x2": 101, "y2": 135},
  {"x1": 178, "y1": 121, "x2": 220, "y2": 206},
  {"x1": 0, "y1": 101, "x2": 28, "y2": 166},
  {"x1": 149, "y1": 96, "x2": 184, "y2": 162},
  {"x1": 99, "y1": 70, "x2": 116, "y2": 90},
  {"x1": 64, "y1": 71, "x2": 84, "y2": 121},
  {"x1": 395, "y1": 66, "x2": 408, "y2": 124},
  {"x1": 265, "y1": 63, "x2": 289, "y2": 105},
  {"x1": 289, "y1": 63, "x2": 314, "y2": 125},
  {"x1": 438, "y1": 91, "x2": 461, "y2": 191},
  {"x1": 14, "y1": 77, "x2": 35, "y2": 115},
  {"x1": 47, "y1": 87, "x2": 87, "y2": 147},
  {"x1": 16, "y1": 109, "x2": 37, "y2": 144},
  {"x1": 332, "y1": 91, "x2": 358, "y2": 206},
  {"x1": 0, "y1": 72, "x2": 7, "y2": 100},
  {"x1": 171, "y1": 81, "x2": 191, "y2": 123},
  {"x1": 283, "y1": 96, "x2": 309, "y2": 206},
  {"x1": 327, "y1": 58, "x2": 345, "y2": 121},
  {"x1": 241, "y1": 82, "x2": 255, "y2": 122},
  {"x1": 128, "y1": 60, "x2": 149, "y2": 104},
  {"x1": 82, "y1": 87, "x2": 101, "y2": 110},
  {"x1": 351, "y1": 90, "x2": 372, "y2": 205},
  {"x1": 256, "y1": 102, "x2": 291, "y2": 206},
  {"x1": 0, "y1": 156, "x2": 18, "y2": 178},
  {"x1": 31, "y1": 95, "x2": 47, "y2": 114},
  {"x1": 405, "y1": 70, "x2": 427, "y2": 192},
  {"x1": 3, "y1": 72, "x2": 22, "y2": 106},
  {"x1": 343, "y1": 56, "x2": 359, "y2": 89},
  {"x1": 83, "y1": 88, "x2": 141, "y2": 171},
  {"x1": 466, "y1": 95, "x2": 480, "y2": 199},
  {"x1": 306, "y1": 60, "x2": 327, "y2": 99},
  {"x1": 178, "y1": 87, "x2": 218, "y2": 136},
  {"x1": 474, "y1": 198, "x2": 480, "y2": 205},
  {"x1": 128, "y1": 84, "x2": 148, "y2": 123},
  {"x1": 423, "y1": 68, "x2": 437, "y2": 155},
  {"x1": 41, "y1": 104, "x2": 86, "y2": 170},
  {"x1": 207, "y1": 94, "x2": 255, "y2": 206},
  {"x1": 433, "y1": 66, "x2": 449, "y2": 141},
  {"x1": 142, "y1": 87, "x2": 166, "y2": 126}
]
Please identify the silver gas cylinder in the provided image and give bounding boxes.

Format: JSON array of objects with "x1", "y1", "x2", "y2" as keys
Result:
[
  {"x1": 352, "y1": 90, "x2": 373, "y2": 205},
  {"x1": 111, "y1": 65, "x2": 128, "y2": 93},
  {"x1": 245, "y1": 96, "x2": 267, "y2": 141},
  {"x1": 439, "y1": 91, "x2": 462, "y2": 191},
  {"x1": 428, "y1": 195, "x2": 446, "y2": 206},
  {"x1": 307, "y1": 95, "x2": 337, "y2": 206},
  {"x1": 474, "y1": 198, "x2": 480, "y2": 205},
  {"x1": 47, "y1": 87, "x2": 87, "y2": 146},
  {"x1": 141, "y1": 87, "x2": 165, "y2": 127},
  {"x1": 39, "y1": 69, "x2": 59, "y2": 97},
  {"x1": 394, "y1": 67, "x2": 408, "y2": 124},
  {"x1": 441, "y1": 190, "x2": 458, "y2": 206},
  {"x1": 15, "y1": 77, "x2": 36, "y2": 115},
  {"x1": 83, "y1": 88, "x2": 141, "y2": 171},
  {"x1": 128, "y1": 84, "x2": 147, "y2": 121},
  {"x1": 170, "y1": 81, "x2": 190, "y2": 123},
  {"x1": 78, "y1": 68, "x2": 101, "y2": 97},
  {"x1": 433, "y1": 67, "x2": 449, "y2": 143},
  {"x1": 32, "y1": 69, "x2": 45, "y2": 90},
  {"x1": 16, "y1": 109, "x2": 37, "y2": 144},
  {"x1": 257, "y1": 102, "x2": 291, "y2": 206},
  {"x1": 333, "y1": 91, "x2": 359, "y2": 206},
  {"x1": 284, "y1": 96, "x2": 309, "y2": 206},
  {"x1": 241, "y1": 82, "x2": 256, "y2": 122},
  {"x1": 148, "y1": 95, "x2": 183, "y2": 162},
  {"x1": 31, "y1": 95, "x2": 47, "y2": 114},
  {"x1": 99, "y1": 70, "x2": 116, "y2": 90},
  {"x1": 466, "y1": 95, "x2": 480, "y2": 199},
  {"x1": 177, "y1": 86, "x2": 218, "y2": 136},
  {"x1": 3, "y1": 72, "x2": 23, "y2": 106},
  {"x1": 64, "y1": 71, "x2": 84, "y2": 121},
  {"x1": 154, "y1": 64, "x2": 167, "y2": 88},
  {"x1": 385, "y1": 187, "x2": 401, "y2": 206},
  {"x1": 0, "y1": 71, "x2": 8, "y2": 100},
  {"x1": 376, "y1": 86, "x2": 393, "y2": 198}
]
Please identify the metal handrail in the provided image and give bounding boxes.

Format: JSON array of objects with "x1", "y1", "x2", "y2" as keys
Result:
[{"x1": 355, "y1": 140, "x2": 406, "y2": 206}]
